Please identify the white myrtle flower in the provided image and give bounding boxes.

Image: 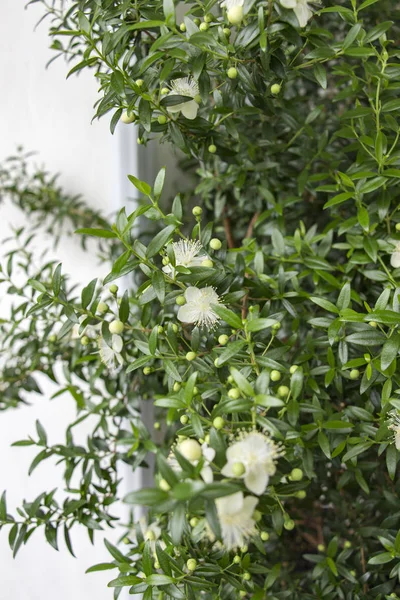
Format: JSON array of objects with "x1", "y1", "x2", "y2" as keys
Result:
[
  {"x1": 169, "y1": 438, "x2": 216, "y2": 483},
  {"x1": 215, "y1": 491, "x2": 258, "y2": 550},
  {"x1": 163, "y1": 240, "x2": 206, "y2": 276},
  {"x1": 221, "y1": 431, "x2": 282, "y2": 495},
  {"x1": 279, "y1": 0, "x2": 315, "y2": 28},
  {"x1": 388, "y1": 412, "x2": 400, "y2": 450},
  {"x1": 98, "y1": 334, "x2": 123, "y2": 370},
  {"x1": 167, "y1": 77, "x2": 200, "y2": 120},
  {"x1": 391, "y1": 241, "x2": 400, "y2": 268},
  {"x1": 177, "y1": 286, "x2": 221, "y2": 329}
]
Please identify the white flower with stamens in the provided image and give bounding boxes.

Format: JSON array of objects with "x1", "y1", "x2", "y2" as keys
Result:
[
  {"x1": 221, "y1": 431, "x2": 282, "y2": 495},
  {"x1": 279, "y1": 0, "x2": 315, "y2": 28},
  {"x1": 98, "y1": 334, "x2": 123, "y2": 370},
  {"x1": 169, "y1": 439, "x2": 216, "y2": 483},
  {"x1": 220, "y1": 0, "x2": 244, "y2": 24},
  {"x1": 215, "y1": 492, "x2": 258, "y2": 550},
  {"x1": 391, "y1": 241, "x2": 400, "y2": 268},
  {"x1": 167, "y1": 77, "x2": 200, "y2": 120},
  {"x1": 388, "y1": 412, "x2": 400, "y2": 450},
  {"x1": 177, "y1": 286, "x2": 220, "y2": 328},
  {"x1": 163, "y1": 240, "x2": 206, "y2": 276}
]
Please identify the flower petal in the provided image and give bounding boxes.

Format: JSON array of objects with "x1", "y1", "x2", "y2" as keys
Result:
[
  {"x1": 391, "y1": 252, "x2": 400, "y2": 268},
  {"x1": 280, "y1": 0, "x2": 297, "y2": 7},
  {"x1": 185, "y1": 286, "x2": 202, "y2": 302},
  {"x1": 201, "y1": 465, "x2": 214, "y2": 483},
  {"x1": 167, "y1": 102, "x2": 183, "y2": 114},
  {"x1": 294, "y1": 3, "x2": 312, "y2": 27},
  {"x1": 244, "y1": 470, "x2": 269, "y2": 496},
  {"x1": 181, "y1": 100, "x2": 199, "y2": 120}
]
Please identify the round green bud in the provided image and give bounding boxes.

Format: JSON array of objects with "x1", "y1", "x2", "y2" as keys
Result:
[
  {"x1": 189, "y1": 517, "x2": 199, "y2": 527},
  {"x1": 180, "y1": 415, "x2": 189, "y2": 425},
  {"x1": 186, "y1": 351, "x2": 197, "y2": 361},
  {"x1": 350, "y1": 369, "x2": 360, "y2": 380},
  {"x1": 193, "y1": 386, "x2": 199, "y2": 395},
  {"x1": 270, "y1": 370, "x2": 281, "y2": 382},
  {"x1": 369, "y1": 321, "x2": 378, "y2": 327},
  {"x1": 159, "y1": 478, "x2": 171, "y2": 491},
  {"x1": 233, "y1": 555, "x2": 241, "y2": 564},
  {"x1": 210, "y1": 238, "x2": 222, "y2": 250},
  {"x1": 157, "y1": 325, "x2": 164, "y2": 334},
  {"x1": 199, "y1": 22, "x2": 209, "y2": 31},
  {"x1": 219, "y1": 334, "x2": 229, "y2": 345},
  {"x1": 154, "y1": 421, "x2": 161, "y2": 430},
  {"x1": 137, "y1": 138, "x2": 143, "y2": 145},
  {"x1": 194, "y1": 94, "x2": 202, "y2": 104},
  {"x1": 173, "y1": 382, "x2": 181, "y2": 392},
  {"x1": 271, "y1": 83, "x2": 281, "y2": 96},
  {"x1": 227, "y1": 5, "x2": 243, "y2": 25},
  {"x1": 317, "y1": 543, "x2": 325, "y2": 552},
  {"x1": 143, "y1": 367, "x2": 152, "y2": 375},
  {"x1": 194, "y1": 18, "x2": 201, "y2": 26},
  {"x1": 284, "y1": 519, "x2": 295, "y2": 531},
  {"x1": 204, "y1": 433, "x2": 210, "y2": 444},
  {"x1": 290, "y1": 468, "x2": 303, "y2": 482},
  {"x1": 232, "y1": 461, "x2": 245, "y2": 476},
  {"x1": 154, "y1": 560, "x2": 160, "y2": 569},
  {"x1": 350, "y1": 570, "x2": 356, "y2": 577},
  {"x1": 228, "y1": 388, "x2": 241, "y2": 400},
  {"x1": 161, "y1": 87, "x2": 169, "y2": 95},
  {"x1": 242, "y1": 572, "x2": 251, "y2": 581},
  {"x1": 227, "y1": 375, "x2": 234, "y2": 383},
  {"x1": 97, "y1": 301, "x2": 109, "y2": 313},
  {"x1": 109, "y1": 284, "x2": 118, "y2": 294},
  {"x1": 179, "y1": 439, "x2": 202, "y2": 462},
  {"x1": 227, "y1": 67, "x2": 238, "y2": 79},
  {"x1": 260, "y1": 531, "x2": 269, "y2": 541},
  {"x1": 201, "y1": 259, "x2": 214, "y2": 268},
  {"x1": 253, "y1": 510, "x2": 262, "y2": 522},
  {"x1": 213, "y1": 417, "x2": 225, "y2": 430},
  {"x1": 109, "y1": 319, "x2": 124, "y2": 335},
  {"x1": 157, "y1": 115, "x2": 167, "y2": 125},
  {"x1": 172, "y1": 324, "x2": 179, "y2": 333},
  {"x1": 162, "y1": 257, "x2": 170, "y2": 265},
  {"x1": 145, "y1": 529, "x2": 156, "y2": 541},
  {"x1": 192, "y1": 206, "x2": 203, "y2": 216},
  {"x1": 272, "y1": 321, "x2": 281, "y2": 330},
  {"x1": 176, "y1": 295, "x2": 186, "y2": 306},
  {"x1": 49, "y1": 334, "x2": 57, "y2": 343},
  {"x1": 343, "y1": 540, "x2": 352, "y2": 549},
  {"x1": 277, "y1": 385, "x2": 289, "y2": 397},
  {"x1": 396, "y1": 223, "x2": 400, "y2": 232},
  {"x1": 186, "y1": 558, "x2": 197, "y2": 571},
  {"x1": 239, "y1": 592, "x2": 247, "y2": 599},
  {"x1": 135, "y1": 79, "x2": 144, "y2": 87},
  {"x1": 364, "y1": 353, "x2": 371, "y2": 362},
  {"x1": 81, "y1": 335, "x2": 90, "y2": 346},
  {"x1": 204, "y1": 13, "x2": 212, "y2": 23},
  {"x1": 214, "y1": 358, "x2": 220, "y2": 367},
  {"x1": 223, "y1": 27, "x2": 231, "y2": 36},
  {"x1": 208, "y1": 144, "x2": 217, "y2": 154},
  {"x1": 240, "y1": 545, "x2": 248, "y2": 553},
  {"x1": 289, "y1": 365, "x2": 299, "y2": 374},
  {"x1": 121, "y1": 110, "x2": 135, "y2": 124},
  {"x1": 179, "y1": 22, "x2": 186, "y2": 32},
  {"x1": 296, "y1": 490, "x2": 306, "y2": 499}
]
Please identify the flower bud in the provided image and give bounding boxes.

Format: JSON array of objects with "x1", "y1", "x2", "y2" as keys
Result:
[
  {"x1": 199, "y1": 22, "x2": 209, "y2": 31},
  {"x1": 172, "y1": 324, "x2": 179, "y2": 333},
  {"x1": 232, "y1": 461, "x2": 245, "y2": 476},
  {"x1": 178, "y1": 439, "x2": 202, "y2": 461},
  {"x1": 242, "y1": 572, "x2": 251, "y2": 581},
  {"x1": 277, "y1": 385, "x2": 289, "y2": 397},
  {"x1": 233, "y1": 555, "x2": 241, "y2": 564},
  {"x1": 81, "y1": 335, "x2": 90, "y2": 346},
  {"x1": 284, "y1": 519, "x2": 295, "y2": 531},
  {"x1": 180, "y1": 415, "x2": 189, "y2": 425},
  {"x1": 158, "y1": 325, "x2": 164, "y2": 334},
  {"x1": 186, "y1": 558, "x2": 197, "y2": 571},
  {"x1": 210, "y1": 238, "x2": 222, "y2": 250},
  {"x1": 271, "y1": 83, "x2": 281, "y2": 95},
  {"x1": 109, "y1": 284, "x2": 118, "y2": 294},
  {"x1": 343, "y1": 540, "x2": 352, "y2": 549},
  {"x1": 154, "y1": 421, "x2": 161, "y2": 430},
  {"x1": 158, "y1": 115, "x2": 167, "y2": 125},
  {"x1": 219, "y1": 334, "x2": 229, "y2": 345},
  {"x1": 260, "y1": 531, "x2": 269, "y2": 541},
  {"x1": 161, "y1": 87, "x2": 169, "y2": 95},
  {"x1": 204, "y1": 13, "x2": 212, "y2": 23},
  {"x1": 109, "y1": 320, "x2": 124, "y2": 334},
  {"x1": 227, "y1": 67, "x2": 238, "y2": 79},
  {"x1": 369, "y1": 321, "x2": 378, "y2": 327},
  {"x1": 240, "y1": 545, "x2": 248, "y2": 553},
  {"x1": 213, "y1": 417, "x2": 225, "y2": 430},
  {"x1": 179, "y1": 22, "x2": 186, "y2": 31},
  {"x1": 349, "y1": 369, "x2": 360, "y2": 380},
  {"x1": 223, "y1": 27, "x2": 231, "y2": 36},
  {"x1": 289, "y1": 468, "x2": 303, "y2": 482},
  {"x1": 173, "y1": 382, "x2": 181, "y2": 392},
  {"x1": 228, "y1": 388, "x2": 241, "y2": 399},
  {"x1": 186, "y1": 351, "x2": 197, "y2": 361},
  {"x1": 97, "y1": 301, "x2": 109, "y2": 313},
  {"x1": 201, "y1": 259, "x2": 213, "y2": 268},
  {"x1": 208, "y1": 144, "x2": 217, "y2": 154},
  {"x1": 143, "y1": 367, "x2": 152, "y2": 375},
  {"x1": 396, "y1": 223, "x2": 400, "y2": 232},
  {"x1": 121, "y1": 110, "x2": 135, "y2": 124},
  {"x1": 135, "y1": 79, "x2": 144, "y2": 87},
  {"x1": 189, "y1": 517, "x2": 199, "y2": 527},
  {"x1": 192, "y1": 206, "x2": 203, "y2": 216},
  {"x1": 270, "y1": 370, "x2": 281, "y2": 382},
  {"x1": 317, "y1": 543, "x2": 325, "y2": 552},
  {"x1": 176, "y1": 295, "x2": 186, "y2": 306},
  {"x1": 289, "y1": 365, "x2": 298, "y2": 374},
  {"x1": 296, "y1": 490, "x2": 306, "y2": 499},
  {"x1": 227, "y1": 5, "x2": 243, "y2": 25}
]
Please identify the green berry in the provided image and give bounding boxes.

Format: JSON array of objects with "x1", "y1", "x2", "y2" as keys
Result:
[
  {"x1": 350, "y1": 369, "x2": 360, "y2": 380},
  {"x1": 158, "y1": 115, "x2": 167, "y2": 125},
  {"x1": 270, "y1": 370, "x2": 281, "y2": 382},
  {"x1": 210, "y1": 238, "x2": 222, "y2": 250},
  {"x1": 277, "y1": 385, "x2": 289, "y2": 397},
  {"x1": 208, "y1": 144, "x2": 217, "y2": 154},
  {"x1": 290, "y1": 468, "x2": 303, "y2": 482},
  {"x1": 176, "y1": 295, "x2": 186, "y2": 306},
  {"x1": 232, "y1": 461, "x2": 245, "y2": 476},
  {"x1": 271, "y1": 83, "x2": 281, "y2": 95},
  {"x1": 180, "y1": 415, "x2": 189, "y2": 425},
  {"x1": 213, "y1": 417, "x2": 225, "y2": 430},
  {"x1": 228, "y1": 388, "x2": 241, "y2": 399},
  {"x1": 187, "y1": 559, "x2": 197, "y2": 571},
  {"x1": 80, "y1": 335, "x2": 89, "y2": 346},
  {"x1": 296, "y1": 490, "x2": 306, "y2": 499},
  {"x1": 109, "y1": 284, "x2": 118, "y2": 294},
  {"x1": 227, "y1": 67, "x2": 238, "y2": 79},
  {"x1": 186, "y1": 351, "x2": 197, "y2": 361},
  {"x1": 192, "y1": 206, "x2": 203, "y2": 216},
  {"x1": 109, "y1": 319, "x2": 124, "y2": 334},
  {"x1": 218, "y1": 334, "x2": 229, "y2": 345}
]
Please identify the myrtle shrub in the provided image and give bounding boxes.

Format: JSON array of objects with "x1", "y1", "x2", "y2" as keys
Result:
[{"x1": 2, "y1": 0, "x2": 400, "y2": 598}]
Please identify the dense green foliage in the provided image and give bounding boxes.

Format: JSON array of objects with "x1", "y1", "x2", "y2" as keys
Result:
[{"x1": 2, "y1": 0, "x2": 400, "y2": 598}]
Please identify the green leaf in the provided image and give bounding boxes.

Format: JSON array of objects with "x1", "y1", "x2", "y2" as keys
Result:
[
  {"x1": 146, "y1": 225, "x2": 176, "y2": 258},
  {"x1": 75, "y1": 228, "x2": 117, "y2": 238},
  {"x1": 342, "y1": 442, "x2": 372, "y2": 462},
  {"x1": 124, "y1": 488, "x2": 169, "y2": 506},
  {"x1": 86, "y1": 563, "x2": 118, "y2": 573},
  {"x1": 247, "y1": 318, "x2": 278, "y2": 332},
  {"x1": 230, "y1": 367, "x2": 255, "y2": 397},
  {"x1": 213, "y1": 305, "x2": 243, "y2": 329},
  {"x1": 386, "y1": 444, "x2": 398, "y2": 480},
  {"x1": 217, "y1": 341, "x2": 246, "y2": 366},
  {"x1": 381, "y1": 335, "x2": 400, "y2": 371},
  {"x1": 128, "y1": 174, "x2": 152, "y2": 197},
  {"x1": 310, "y1": 297, "x2": 339, "y2": 314}
]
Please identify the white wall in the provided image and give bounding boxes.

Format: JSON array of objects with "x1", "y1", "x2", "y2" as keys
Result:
[{"x1": 0, "y1": 1, "x2": 138, "y2": 598}]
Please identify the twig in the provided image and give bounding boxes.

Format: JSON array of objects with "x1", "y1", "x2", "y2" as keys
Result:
[
  {"x1": 223, "y1": 216, "x2": 235, "y2": 249},
  {"x1": 245, "y1": 211, "x2": 260, "y2": 239}
]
